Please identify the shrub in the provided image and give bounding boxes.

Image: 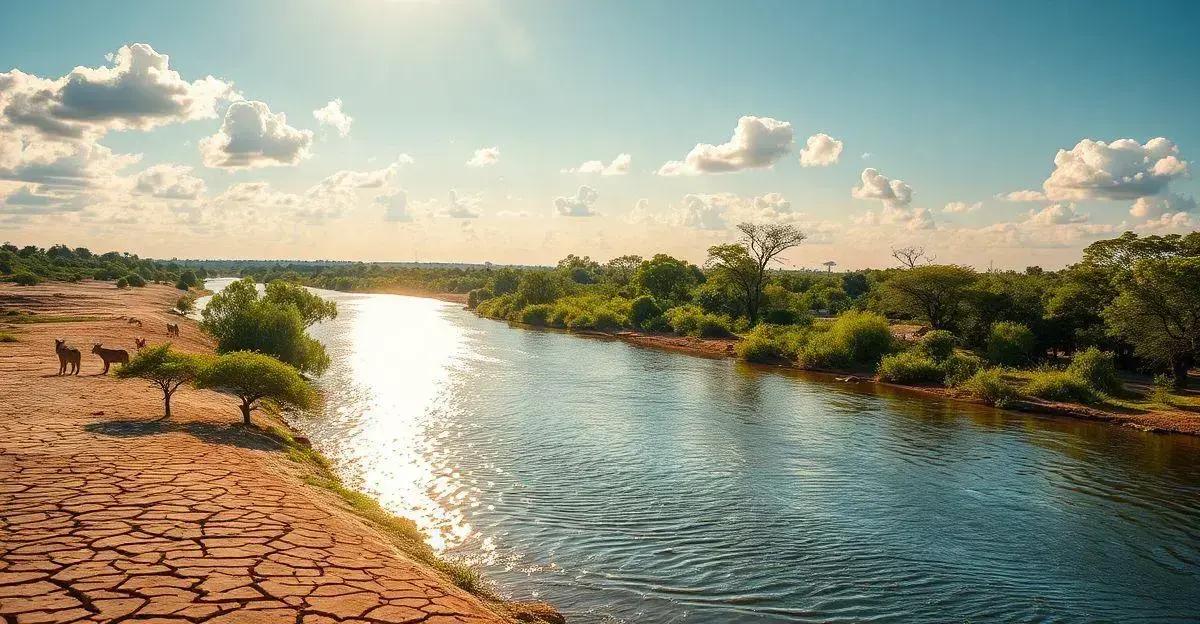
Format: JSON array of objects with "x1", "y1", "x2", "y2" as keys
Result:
[
  {"x1": 918, "y1": 330, "x2": 956, "y2": 361},
  {"x1": 986, "y1": 321, "x2": 1035, "y2": 366},
  {"x1": 200, "y1": 278, "x2": 332, "y2": 375},
  {"x1": 1066, "y1": 347, "x2": 1120, "y2": 394},
  {"x1": 959, "y1": 368, "x2": 1021, "y2": 407},
  {"x1": 545, "y1": 294, "x2": 631, "y2": 330},
  {"x1": 877, "y1": 351, "x2": 943, "y2": 384},
  {"x1": 519, "y1": 304, "x2": 553, "y2": 326},
  {"x1": 175, "y1": 295, "x2": 196, "y2": 315},
  {"x1": 696, "y1": 315, "x2": 733, "y2": 338},
  {"x1": 664, "y1": 305, "x2": 731, "y2": 338},
  {"x1": 941, "y1": 352, "x2": 985, "y2": 387},
  {"x1": 116, "y1": 277, "x2": 129, "y2": 289},
  {"x1": 196, "y1": 351, "x2": 317, "y2": 426},
  {"x1": 12, "y1": 272, "x2": 40, "y2": 286},
  {"x1": 123, "y1": 273, "x2": 147, "y2": 287},
  {"x1": 0, "y1": 332, "x2": 17, "y2": 342},
  {"x1": 763, "y1": 308, "x2": 806, "y2": 325},
  {"x1": 476, "y1": 293, "x2": 520, "y2": 320},
  {"x1": 798, "y1": 311, "x2": 893, "y2": 370},
  {"x1": 467, "y1": 288, "x2": 493, "y2": 309},
  {"x1": 735, "y1": 324, "x2": 810, "y2": 363},
  {"x1": 629, "y1": 295, "x2": 661, "y2": 329},
  {"x1": 1024, "y1": 370, "x2": 1098, "y2": 404}
]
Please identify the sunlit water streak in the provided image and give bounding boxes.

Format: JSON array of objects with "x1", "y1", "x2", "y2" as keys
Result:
[{"x1": 203, "y1": 279, "x2": 1200, "y2": 623}]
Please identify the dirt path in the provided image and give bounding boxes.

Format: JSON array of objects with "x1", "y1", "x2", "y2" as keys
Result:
[{"x1": 0, "y1": 282, "x2": 528, "y2": 623}]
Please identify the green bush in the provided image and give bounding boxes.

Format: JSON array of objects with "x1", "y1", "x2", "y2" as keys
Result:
[
  {"x1": 476, "y1": 293, "x2": 520, "y2": 320},
  {"x1": 1025, "y1": 370, "x2": 1098, "y2": 404},
  {"x1": 798, "y1": 311, "x2": 893, "y2": 370},
  {"x1": 959, "y1": 368, "x2": 1021, "y2": 407},
  {"x1": 665, "y1": 305, "x2": 732, "y2": 338},
  {"x1": 918, "y1": 330, "x2": 956, "y2": 361},
  {"x1": 12, "y1": 272, "x2": 40, "y2": 286},
  {"x1": 1066, "y1": 347, "x2": 1120, "y2": 394},
  {"x1": 735, "y1": 324, "x2": 810, "y2": 363},
  {"x1": 545, "y1": 294, "x2": 631, "y2": 330},
  {"x1": 200, "y1": 278, "x2": 333, "y2": 375},
  {"x1": 116, "y1": 277, "x2": 129, "y2": 289},
  {"x1": 629, "y1": 295, "x2": 661, "y2": 329},
  {"x1": 877, "y1": 351, "x2": 943, "y2": 384},
  {"x1": 941, "y1": 352, "x2": 985, "y2": 387},
  {"x1": 123, "y1": 273, "x2": 147, "y2": 287},
  {"x1": 763, "y1": 308, "x2": 808, "y2": 325},
  {"x1": 467, "y1": 288, "x2": 493, "y2": 309},
  {"x1": 519, "y1": 304, "x2": 553, "y2": 326},
  {"x1": 986, "y1": 321, "x2": 1035, "y2": 366}
]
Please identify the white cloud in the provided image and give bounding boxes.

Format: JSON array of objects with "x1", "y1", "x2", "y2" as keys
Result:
[
  {"x1": 1136, "y1": 211, "x2": 1195, "y2": 233},
  {"x1": 998, "y1": 189, "x2": 1047, "y2": 202},
  {"x1": 562, "y1": 153, "x2": 631, "y2": 176},
  {"x1": 0, "y1": 140, "x2": 139, "y2": 189},
  {"x1": 658, "y1": 116, "x2": 793, "y2": 175},
  {"x1": 1130, "y1": 193, "x2": 1197, "y2": 220},
  {"x1": 312, "y1": 155, "x2": 412, "y2": 192},
  {"x1": 200, "y1": 100, "x2": 313, "y2": 169},
  {"x1": 466, "y1": 146, "x2": 500, "y2": 167},
  {"x1": 1025, "y1": 202, "x2": 1088, "y2": 226},
  {"x1": 446, "y1": 190, "x2": 481, "y2": 218},
  {"x1": 312, "y1": 98, "x2": 353, "y2": 137},
  {"x1": 799, "y1": 133, "x2": 843, "y2": 167},
  {"x1": 1043, "y1": 137, "x2": 1190, "y2": 201},
  {"x1": 0, "y1": 185, "x2": 77, "y2": 215},
  {"x1": 378, "y1": 189, "x2": 411, "y2": 222},
  {"x1": 134, "y1": 164, "x2": 205, "y2": 199},
  {"x1": 851, "y1": 168, "x2": 912, "y2": 209},
  {"x1": 943, "y1": 201, "x2": 982, "y2": 214},
  {"x1": 854, "y1": 205, "x2": 935, "y2": 231},
  {"x1": 663, "y1": 192, "x2": 814, "y2": 230},
  {"x1": 554, "y1": 185, "x2": 600, "y2": 217}
]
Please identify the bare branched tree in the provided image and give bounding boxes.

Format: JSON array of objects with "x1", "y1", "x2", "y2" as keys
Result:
[
  {"x1": 707, "y1": 223, "x2": 807, "y2": 324},
  {"x1": 891, "y1": 245, "x2": 936, "y2": 269}
]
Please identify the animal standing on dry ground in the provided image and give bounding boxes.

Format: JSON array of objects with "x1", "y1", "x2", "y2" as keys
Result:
[
  {"x1": 54, "y1": 339, "x2": 81, "y2": 375},
  {"x1": 134, "y1": 337, "x2": 147, "y2": 350},
  {"x1": 92, "y1": 344, "x2": 130, "y2": 375},
  {"x1": 127, "y1": 317, "x2": 143, "y2": 327},
  {"x1": 166, "y1": 322, "x2": 180, "y2": 337}
]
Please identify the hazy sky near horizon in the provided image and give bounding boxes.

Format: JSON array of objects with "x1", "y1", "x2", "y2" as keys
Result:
[{"x1": 1, "y1": 0, "x2": 1198, "y2": 269}]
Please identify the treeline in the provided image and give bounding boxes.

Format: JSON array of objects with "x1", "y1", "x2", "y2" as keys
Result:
[{"x1": 0, "y1": 243, "x2": 207, "y2": 289}]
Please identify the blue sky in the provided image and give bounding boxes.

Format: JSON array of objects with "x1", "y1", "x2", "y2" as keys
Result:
[{"x1": 1, "y1": 0, "x2": 1197, "y2": 268}]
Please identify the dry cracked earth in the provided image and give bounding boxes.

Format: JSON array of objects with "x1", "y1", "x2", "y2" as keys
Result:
[{"x1": 0, "y1": 282, "x2": 535, "y2": 624}]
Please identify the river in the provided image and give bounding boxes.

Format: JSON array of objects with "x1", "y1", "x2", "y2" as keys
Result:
[{"x1": 202, "y1": 279, "x2": 1200, "y2": 623}]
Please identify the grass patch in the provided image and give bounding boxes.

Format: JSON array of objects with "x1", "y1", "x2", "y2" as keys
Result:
[
  {"x1": 0, "y1": 331, "x2": 17, "y2": 342},
  {"x1": 3, "y1": 314, "x2": 105, "y2": 324},
  {"x1": 1023, "y1": 370, "x2": 1099, "y2": 404}
]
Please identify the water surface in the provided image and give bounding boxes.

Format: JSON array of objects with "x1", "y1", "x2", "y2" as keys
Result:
[{"x1": 205, "y1": 279, "x2": 1200, "y2": 623}]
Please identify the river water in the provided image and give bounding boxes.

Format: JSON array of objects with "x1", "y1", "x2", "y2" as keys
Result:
[{"x1": 202, "y1": 279, "x2": 1200, "y2": 623}]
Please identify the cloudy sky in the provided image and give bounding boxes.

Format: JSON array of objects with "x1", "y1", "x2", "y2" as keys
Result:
[{"x1": 1, "y1": 0, "x2": 1198, "y2": 269}]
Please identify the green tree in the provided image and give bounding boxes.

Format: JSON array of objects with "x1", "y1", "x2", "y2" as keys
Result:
[
  {"x1": 176, "y1": 270, "x2": 199, "y2": 290},
  {"x1": 603, "y1": 255, "x2": 643, "y2": 287},
  {"x1": 882, "y1": 265, "x2": 977, "y2": 330},
  {"x1": 490, "y1": 268, "x2": 521, "y2": 295},
  {"x1": 263, "y1": 280, "x2": 338, "y2": 327},
  {"x1": 1104, "y1": 257, "x2": 1200, "y2": 387},
  {"x1": 516, "y1": 271, "x2": 565, "y2": 305},
  {"x1": 115, "y1": 345, "x2": 210, "y2": 419},
  {"x1": 986, "y1": 321, "x2": 1036, "y2": 366},
  {"x1": 634, "y1": 254, "x2": 698, "y2": 304},
  {"x1": 555, "y1": 254, "x2": 601, "y2": 284},
  {"x1": 706, "y1": 223, "x2": 807, "y2": 325},
  {"x1": 196, "y1": 351, "x2": 317, "y2": 426},
  {"x1": 201, "y1": 278, "x2": 332, "y2": 374}
]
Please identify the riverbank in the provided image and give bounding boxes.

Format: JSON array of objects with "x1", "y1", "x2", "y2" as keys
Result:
[{"x1": 0, "y1": 281, "x2": 560, "y2": 623}]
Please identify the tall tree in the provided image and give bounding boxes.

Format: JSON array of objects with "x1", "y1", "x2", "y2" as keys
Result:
[
  {"x1": 1104, "y1": 257, "x2": 1200, "y2": 388},
  {"x1": 706, "y1": 223, "x2": 807, "y2": 325},
  {"x1": 882, "y1": 265, "x2": 977, "y2": 330}
]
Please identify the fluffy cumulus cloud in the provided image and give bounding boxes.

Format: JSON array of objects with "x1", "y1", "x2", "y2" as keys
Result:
[
  {"x1": 998, "y1": 189, "x2": 1047, "y2": 202},
  {"x1": 562, "y1": 153, "x2": 631, "y2": 176},
  {"x1": 312, "y1": 98, "x2": 353, "y2": 137},
  {"x1": 1130, "y1": 192, "x2": 1197, "y2": 219},
  {"x1": 554, "y1": 185, "x2": 600, "y2": 217},
  {"x1": 445, "y1": 190, "x2": 481, "y2": 218},
  {"x1": 852, "y1": 168, "x2": 913, "y2": 208},
  {"x1": 311, "y1": 155, "x2": 412, "y2": 193},
  {"x1": 658, "y1": 116, "x2": 793, "y2": 176},
  {"x1": 1025, "y1": 202, "x2": 1088, "y2": 226},
  {"x1": 466, "y1": 146, "x2": 500, "y2": 167},
  {"x1": 642, "y1": 192, "x2": 820, "y2": 231},
  {"x1": 943, "y1": 201, "x2": 981, "y2": 214},
  {"x1": 0, "y1": 185, "x2": 77, "y2": 215},
  {"x1": 200, "y1": 100, "x2": 313, "y2": 169},
  {"x1": 799, "y1": 133, "x2": 843, "y2": 167},
  {"x1": 378, "y1": 189, "x2": 411, "y2": 222},
  {"x1": 0, "y1": 140, "x2": 139, "y2": 189},
  {"x1": 1043, "y1": 137, "x2": 1189, "y2": 201},
  {"x1": 134, "y1": 164, "x2": 205, "y2": 199}
]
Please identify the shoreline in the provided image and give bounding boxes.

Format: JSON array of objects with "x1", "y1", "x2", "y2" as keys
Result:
[
  {"x1": 0, "y1": 280, "x2": 562, "y2": 623},
  {"x1": 359, "y1": 287, "x2": 1200, "y2": 437}
]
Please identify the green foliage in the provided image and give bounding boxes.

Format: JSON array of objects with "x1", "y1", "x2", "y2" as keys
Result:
[
  {"x1": 798, "y1": 310, "x2": 893, "y2": 370},
  {"x1": 1025, "y1": 370, "x2": 1098, "y2": 404},
  {"x1": 763, "y1": 308, "x2": 806, "y2": 325},
  {"x1": 629, "y1": 295, "x2": 662, "y2": 329},
  {"x1": 175, "y1": 294, "x2": 196, "y2": 315},
  {"x1": 475, "y1": 293, "x2": 520, "y2": 320},
  {"x1": 549, "y1": 295, "x2": 631, "y2": 330},
  {"x1": 263, "y1": 280, "x2": 338, "y2": 327},
  {"x1": 115, "y1": 344, "x2": 210, "y2": 418},
  {"x1": 115, "y1": 277, "x2": 129, "y2": 289},
  {"x1": 0, "y1": 243, "x2": 199, "y2": 285},
  {"x1": 917, "y1": 330, "x2": 956, "y2": 361},
  {"x1": 986, "y1": 321, "x2": 1035, "y2": 366},
  {"x1": 123, "y1": 273, "x2": 147, "y2": 287},
  {"x1": 664, "y1": 305, "x2": 732, "y2": 338},
  {"x1": 1066, "y1": 347, "x2": 1121, "y2": 394},
  {"x1": 958, "y1": 368, "x2": 1021, "y2": 407},
  {"x1": 196, "y1": 351, "x2": 317, "y2": 425},
  {"x1": 634, "y1": 254, "x2": 698, "y2": 303},
  {"x1": 1103, "y1": 256, "x2": 1200, "y2": 386},
  {"x1": 941, "y1": 352, "x2": 985, "y2": 387},
  {"x1": 877, "y1": 351, "x2": 943, "y2": 384},
  {"x1": 176, "y1": 270, "x2": 199, "y2": 290},
  {"x1": 12, "y1": 272, "x2": 40, "y2": 286},
  {"x1": 882, "y1": 264, "x2": 976, "y2": 330},
  {"x1": 466, "y1": 287, "x2": 493, "y2": 309},
  {"x1": 0, "y1": 332, "x2": 17, "y2": 342},
  {"x1": 519, "y1": 304, "x2": 554, "y2": 326},
  {"x1": 489, "y1": 268, "x2": 520, "y2": 295},
  {"x1": 201, "y1": 278, "x2": 332, "y2": 375},
  {"x1": 735, "y1": 324, "x2": 810, "y2": 363},
  {"x1": 516, "y1": 271, "x2": 566, "y2": 306}
]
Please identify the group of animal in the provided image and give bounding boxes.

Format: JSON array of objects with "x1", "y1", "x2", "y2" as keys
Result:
[{"x1": 53, "y1": 320, "x2": 182, "y2": 376}]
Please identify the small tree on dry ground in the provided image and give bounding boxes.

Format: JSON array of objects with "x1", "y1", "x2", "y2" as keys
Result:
[
  {"x1": 196, "y1": 351, "x2": 317, "y2": 426},
  {"x1": 115, "y1": 344, "x2": 210, "y2": 419}
]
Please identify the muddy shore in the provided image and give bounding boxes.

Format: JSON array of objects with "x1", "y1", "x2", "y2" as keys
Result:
[{"x1": 0, "y1": 280, "x2": 560, "y2": 623}]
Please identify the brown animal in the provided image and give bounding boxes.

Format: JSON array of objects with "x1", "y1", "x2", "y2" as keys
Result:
[
  {"x1": 134, "y1": 337, "x2": 147, "y2": 350},
  {"x1": 92, "y1": 343, "x2": 130, "y2": 374},
  {"x1": 54, "y1": 339, "x2": 81, "y2": 375},
  {"x1": 166, "y1": 322, "x2": 180, "y2": 337},
  {"x1": 127, "y1": 318, "x2": 143, "y2": 327}
]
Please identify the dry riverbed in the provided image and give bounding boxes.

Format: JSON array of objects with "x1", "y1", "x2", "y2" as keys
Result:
[{"x1": 0, "y1": 280, "x2": 559, "y2": 623}]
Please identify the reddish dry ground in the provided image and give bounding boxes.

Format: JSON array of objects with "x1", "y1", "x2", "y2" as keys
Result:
[{"x1": 0, "y1": 281, "x2": 536, "y2": 623}]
